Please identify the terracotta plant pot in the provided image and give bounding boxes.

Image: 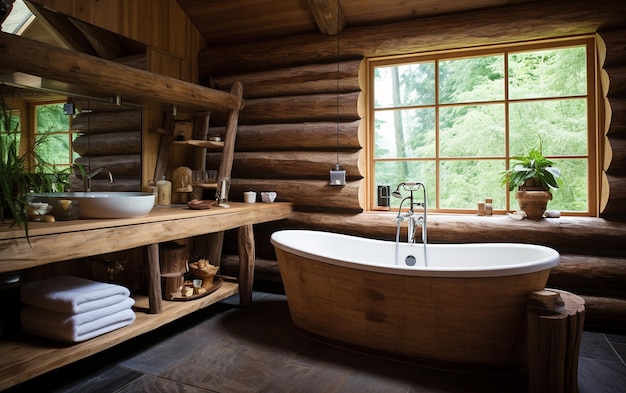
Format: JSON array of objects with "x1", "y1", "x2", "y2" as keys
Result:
[{"x1": 515, "y1": 189, "x2": 552, "y2": 220}]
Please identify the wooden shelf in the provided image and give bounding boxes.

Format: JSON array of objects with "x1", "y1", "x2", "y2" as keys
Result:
[
  {"x1": 172, "y1": 139, "x2": 224, "y2": 149},
  {"x1": 0, "y1": 203, "x2": 292, "y2": 390},
  {"x1": 193, "y1": 182, "x2": 218, "y2": 189},
  {"x1": 0, "y1": 282, "x2": 239, "y2": 390},
  {"x1": 0, "y1": 31, "x2": 244, "y2": 112}
]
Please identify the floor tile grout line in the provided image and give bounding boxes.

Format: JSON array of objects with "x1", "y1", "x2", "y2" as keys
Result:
[{"x1": 603, "y1": 333, "x2": 626, "y2": 368}]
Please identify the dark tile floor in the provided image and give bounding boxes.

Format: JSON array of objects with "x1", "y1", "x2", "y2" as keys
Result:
[{"x1": 5, "y1": 292, "x2": 626, "y2": 393}]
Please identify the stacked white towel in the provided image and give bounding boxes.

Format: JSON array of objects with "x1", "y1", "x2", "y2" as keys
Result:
[{"x1": 20, "y1": 275, "x2": 136, "y2": 343}]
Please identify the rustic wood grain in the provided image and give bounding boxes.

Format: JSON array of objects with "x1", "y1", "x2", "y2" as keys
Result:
[
  {"x1": 213, "y1": 121, "x2": 361, "y2": 152},
  {"x1": 527, "y1": 289, "x2": 585, "y2": 393},
  {"x1": 200, "y1": 0, "x2": 626, "y2": 75},
  {"x1": 0, "y1": 31, "x2": 241, "y2": 112}
]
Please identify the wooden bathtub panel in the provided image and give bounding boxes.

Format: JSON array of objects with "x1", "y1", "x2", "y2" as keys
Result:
[{"x1": 276, "y1": 247, "x2": 552, "y2": 371}]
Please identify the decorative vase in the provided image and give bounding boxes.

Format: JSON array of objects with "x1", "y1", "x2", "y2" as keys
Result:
[{"x1": 515, "y1": 189, "x2": 552, "y2": 220}]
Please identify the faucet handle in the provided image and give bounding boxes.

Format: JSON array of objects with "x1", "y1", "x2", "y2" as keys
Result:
[{"x1": 393, "y1": 215, "x2": 405, "y2": 223}]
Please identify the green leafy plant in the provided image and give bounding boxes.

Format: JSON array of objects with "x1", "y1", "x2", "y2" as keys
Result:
[
  {"x1": 500, "y1": 142, "x2": 562, "y2": 192},
  {"x1": 1, "y1": 87, "x2": 70, "y2": 233}
]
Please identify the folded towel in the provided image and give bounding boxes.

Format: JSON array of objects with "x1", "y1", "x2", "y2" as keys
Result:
[
  {"x1": 21, "y1": 296, "x2": 135, "y2": 326},
  {"x1": 21, "y1": 306, "x2": 136, "y2": 343},
  {"x1": 21, "y1": 275, "x2": 131, "y2": 314}
]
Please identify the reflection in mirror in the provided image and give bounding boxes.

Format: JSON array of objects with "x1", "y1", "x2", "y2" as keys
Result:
[{"x1": 69, "y1": 98, "x2": 142, "y2": 192}]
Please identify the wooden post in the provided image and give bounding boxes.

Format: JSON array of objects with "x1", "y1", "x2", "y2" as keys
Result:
[
  {"x1": 146, "y1": 243, "x2": 163, "y2": 314},
  {"x1": 527, "y1": 289, "x2": 585, "y2": 393},
  {"x1": 238, "y1": 224, "x2": 255, "y2": 306}
]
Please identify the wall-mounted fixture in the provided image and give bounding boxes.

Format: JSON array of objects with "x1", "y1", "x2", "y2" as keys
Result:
[
  {"x1": 63, "y1": 98, "x2": 75, "y2": 115},
  {"x1": 330, "y1": 164, "x2": 346, "y2": 186}
]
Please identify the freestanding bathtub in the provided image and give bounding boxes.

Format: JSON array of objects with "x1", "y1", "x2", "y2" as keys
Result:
[{"x1": 271, "y1": 229, "x2": 560, "y2": 373}]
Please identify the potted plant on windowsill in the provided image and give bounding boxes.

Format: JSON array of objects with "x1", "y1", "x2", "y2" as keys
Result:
[{"x1": 500, "y1": 143, "x2": 562, "y2": 220}]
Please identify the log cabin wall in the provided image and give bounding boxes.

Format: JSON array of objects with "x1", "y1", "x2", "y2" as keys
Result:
[
  {"x1": 70, "y1": 99, "x2": 142, "y2": 191},
  {"x1": 27, "y1": 0, "x2": 206, "y2": 189},
  {"x1": 19, "y1": 0, "x2": 205, "y2": 288},
  {"x1": 202, "y1": 0, "x2": 626, "y2": 333}
]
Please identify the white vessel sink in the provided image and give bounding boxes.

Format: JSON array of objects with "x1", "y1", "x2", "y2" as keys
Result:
[{"x1": 28, "y1": 192, "x2": 155, "y2": 219}]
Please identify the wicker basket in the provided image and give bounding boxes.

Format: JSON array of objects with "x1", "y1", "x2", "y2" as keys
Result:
[{"x1": 188, "y1": 259, "x2": 219, "y2": 286}]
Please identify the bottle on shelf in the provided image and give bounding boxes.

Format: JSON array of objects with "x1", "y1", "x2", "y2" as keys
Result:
[{"x1": 156, "y1": 176, "x2": 172, "y2": 206}]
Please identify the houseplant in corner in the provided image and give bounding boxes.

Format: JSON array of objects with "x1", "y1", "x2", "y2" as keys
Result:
[{"x1": 500, "y1": 142, "x2": 562, "y2": 220}]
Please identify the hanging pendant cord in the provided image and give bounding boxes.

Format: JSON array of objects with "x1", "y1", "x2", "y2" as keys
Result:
[{"x1": 335, "y1": 0, "x2": 340, "y2": 168}]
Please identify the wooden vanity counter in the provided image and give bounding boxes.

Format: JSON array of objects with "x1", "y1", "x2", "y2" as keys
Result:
[{"x1": 0, "y1": 202, "x2": 292, "y2": 390}]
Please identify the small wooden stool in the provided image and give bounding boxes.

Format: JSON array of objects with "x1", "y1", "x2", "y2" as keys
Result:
[{"x1": 527, "y1": 289, "x2": 585, "y2": 393}]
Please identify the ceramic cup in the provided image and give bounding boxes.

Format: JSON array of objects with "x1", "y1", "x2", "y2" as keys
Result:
[{"x1": 244, "y1": 191, "x2": 256, "y2": 203}]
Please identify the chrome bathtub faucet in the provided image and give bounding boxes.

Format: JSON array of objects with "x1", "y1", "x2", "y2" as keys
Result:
[
  {"x1": 392, "y1": 182, "x2": 428, "y2": 266},
  {"x1": 84, "y1": 167, "x2": 114, "y2": 192}
]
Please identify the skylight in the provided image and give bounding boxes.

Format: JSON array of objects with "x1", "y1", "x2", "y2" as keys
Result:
[{"x1": 1, "y1": 0, "x2": 33, "y2": 34}]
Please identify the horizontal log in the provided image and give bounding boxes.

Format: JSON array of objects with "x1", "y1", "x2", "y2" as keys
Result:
[
  {"x1": 72, "y1": 109, "x2": 142, "y2": 134},
  {"x1": 581, "y1": 295, "x2": 626, "y2": 332},
  {"x1": 0, "y1": 31, "x2": 243, "y2": 112},
  {"x1": 547, "y1": 254, "x2": 626, "y2": 298},
  {"x1": 200, "y1": 0, "x2": 626, "y2": 75},
  {"x1": 73, "y1": 131, "x2": 140, "y2": 156},
  {"x1": 73, "y1": 98, "x2": 141, "y2": 113},
  {"x1": 597, "y1": 28, "x2": 626, "y2": 67},
  {"x1": 67, "y1": 176, "x2": 140, "y2": 192},
  {"x1": 211, "y1": 121, "x2": 362, "y2": 151},
  {"x1": 208, "y1": 150, "x2": 364, "y2": 180},
  {"x1": 213, "y1": 59, "x2": 362, "y2": 99},
  {"x1": 600, "y1": 172, "x2": 626, "y2": 217},
  {"x1": 285, "y1": 211, "x2": 626, "y2": 250},
  {"x1": 74, "y1": 154, "x2": 140, "y2": 177},
  {"x1": 602, "y1": 65, "x2": 626, "y2": 98},
  {"x1": 238, "y1": 92, "x2": 361, "y2": 125},
  {"x1": 230, "y1": 178, "x2": 363, "y2": 211},
  {"x1": 605, "y1": 135, "x2": 626, "y2": 172},
  {"x1": 211, "y1": 92, "x2": 362, "y2": 126},
  {"x1": 605, "y1": 97, "x2": 626, "y2": 136}
]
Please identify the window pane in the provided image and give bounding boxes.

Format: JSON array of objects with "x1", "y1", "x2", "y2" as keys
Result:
[
  {"x1": 509, "y1": 46, "x2": 586, "y2": 99},
  {"x1": 374, "y1": 161, "x2": 436, "y2": 208},
  {"x1": 439, "y1": 104, "x2": 505, "y2": 157},
  {"x1": 509, "y1": 99, "x2": 587, "y2": 156},
  {"x1": 375, "y1": 62, "x2": 435, "y2": 108},
  {"x1": 36, "y1": 103, "x2": 69, "y2": 134},
  {"x1": 547, "y1": 158, "x2": 587, "y2": 212},
  {"x1": 439, "y1": 55, "x2": 504, "y2": 104},
  {"x1": 36, "y1": 134, "x2": 70, "y2": 165},
  {"x1": 440, "y1": 160, "x2": 505, "y2": 209},
  {"x1": 374, "y1": 108, "x2": 436, "y2": 158}
]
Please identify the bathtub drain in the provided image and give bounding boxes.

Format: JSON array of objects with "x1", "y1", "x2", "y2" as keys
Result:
[{"x1": 405, "y1": 255, "x2": 416, "y2": 266}]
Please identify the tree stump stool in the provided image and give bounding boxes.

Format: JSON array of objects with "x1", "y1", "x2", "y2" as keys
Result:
[{"x1": 527, "y1": 289, "x2": 585, "y2": 393}]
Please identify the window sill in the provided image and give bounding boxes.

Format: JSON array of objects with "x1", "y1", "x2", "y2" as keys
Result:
[{"x1": 287, "y1": 211, "x2": 625, "y2": 253}]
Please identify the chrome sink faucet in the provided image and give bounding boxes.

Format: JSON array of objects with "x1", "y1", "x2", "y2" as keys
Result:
[
  {"x1": 392, "y1": 181, "x2": 428, "y2": 266},
  {"x1": 85, "y1": 167, "x2": 113, "y2": 192}
]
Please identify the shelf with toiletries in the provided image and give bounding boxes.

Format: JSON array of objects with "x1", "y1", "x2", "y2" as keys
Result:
[{"x1": 0, "y1": 202, "x2": 293, "y2": 390}]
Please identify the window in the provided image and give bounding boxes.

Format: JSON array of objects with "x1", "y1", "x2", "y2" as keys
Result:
[
  {"x1": 33, "y1": 101, "x2": 77, "y2": 174},
  {"x1": 1, "y1": 98, "x2": 76, "y2": 191},
  {"x1": 367, "y1": 37, "x2": 597, "y2": 215}
]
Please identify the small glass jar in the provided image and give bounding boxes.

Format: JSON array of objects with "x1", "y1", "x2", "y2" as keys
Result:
[
  {"x1": 477, "y1": 201, "x2": 485, "y2": 216},
  {"x1": 485, "y1": 198, "x2": 493, "y2": 216}
]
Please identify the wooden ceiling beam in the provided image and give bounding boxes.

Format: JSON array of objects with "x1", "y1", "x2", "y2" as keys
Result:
[{"x1": 307, "y1": 0, "x2": 346, "y2": 35}]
